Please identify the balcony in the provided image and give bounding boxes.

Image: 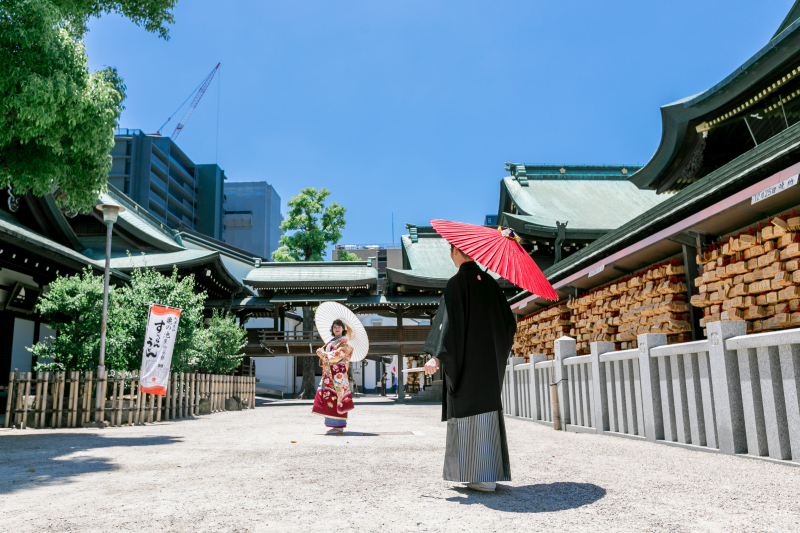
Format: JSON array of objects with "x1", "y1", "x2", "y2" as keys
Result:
[{"x1": 245, "y1": 326, "x2": 432, "y2": 356}]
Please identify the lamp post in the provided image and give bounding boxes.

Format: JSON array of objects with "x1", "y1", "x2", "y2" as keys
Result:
[{"x1": 94, "y1": 203, "x2": 125, "y2": 424}]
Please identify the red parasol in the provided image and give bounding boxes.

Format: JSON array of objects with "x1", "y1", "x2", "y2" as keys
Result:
[{"x1": 430, "y1": 219, "x2": 558, "y2": 300}]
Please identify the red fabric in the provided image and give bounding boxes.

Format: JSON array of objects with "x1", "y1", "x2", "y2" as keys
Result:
[
  {"x1": 430, "y1": 219, "x2": 558, "y2": 300},
  {"x1": 312, "y1": 388, "x2": 353, "y2": 419}
]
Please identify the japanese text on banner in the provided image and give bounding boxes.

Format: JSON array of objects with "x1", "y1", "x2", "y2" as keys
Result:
[
  {"x1": 751, "y1": 174, "x2": 799, "y2": 204},
  {"x1": 139, "y1": 305, "x2": 182, "y2": 395}
]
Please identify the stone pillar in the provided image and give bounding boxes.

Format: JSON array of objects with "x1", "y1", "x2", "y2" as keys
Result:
[
  {"x1": 706, "y1": 321, "x2": 748, "y2": 455},
  {"x1": 507, "y1": 357, "x2": 525, "y2": 417},
  {"x1": 778, "y1": 344, "x2": 800, "y2": 462},
  {"x1": 756, "y1": 345, "x2": 792, "y2": 460},
  {"x1": 637, "y1": 333, "x2": 667, "y2": 442},
  {"x1": 590, "y1": 341, "x2": 614, "y2": 434},
  {"x1": 530, "y1": 354, "x2": 546, "y2": 421},
  {"x1": 553, "y1": 337, "x2": 577, "y2": 428}
]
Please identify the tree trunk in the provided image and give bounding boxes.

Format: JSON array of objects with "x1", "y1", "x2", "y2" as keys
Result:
[{"x1": 299, "y1": 307, "x2": 317, "y2": 399}]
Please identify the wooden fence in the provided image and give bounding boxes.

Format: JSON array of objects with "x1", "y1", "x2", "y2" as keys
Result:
[{"x1": 3, "y1": 370, "x2": 256, "y2": 430}]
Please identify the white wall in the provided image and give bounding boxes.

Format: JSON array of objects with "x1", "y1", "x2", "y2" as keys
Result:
[{"x1": 255, "y1": 356, "x2": 294, "y2": 393}]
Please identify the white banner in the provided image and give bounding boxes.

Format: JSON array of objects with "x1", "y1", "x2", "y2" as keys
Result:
[
  {"x1": 751, "y1": 174, "x2": 798, "y2": 204},
  {"x1": 139, "y1": 305, "x2": 181, "y2": 395}
]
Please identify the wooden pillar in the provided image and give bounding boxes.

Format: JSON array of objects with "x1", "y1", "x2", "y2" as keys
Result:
[
  {"x1": 273, "y1": 303, "x2": 283, "y2": 332},
  {"x1": 397, "y1": 306, "x2": 405, "y2": 402}
]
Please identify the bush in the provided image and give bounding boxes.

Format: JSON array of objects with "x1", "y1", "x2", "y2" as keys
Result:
[
  {"x1": 31, "y1": 263, "x2": 247, "y2": 374},
  {"x1": 195, "y1": 310, "x2": 247, "y2": 374}
]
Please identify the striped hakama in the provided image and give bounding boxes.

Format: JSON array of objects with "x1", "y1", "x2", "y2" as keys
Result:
[{"x1": 443, "y1": 410, "x2": 511, "y2": 483}]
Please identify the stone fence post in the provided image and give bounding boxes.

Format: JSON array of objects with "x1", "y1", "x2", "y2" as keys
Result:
[
  {"x1": 637, "y1": 333, "x2": 667, "y2": 442},
  {"x1": 707, "y1": 320, "x2": 748, "y2": 455},
  {"x1": 529, "y1": 353, "x2": 547, "y2": 422},
  {"x1": 507, "y1": 357, "x2": 525, "y2": 416},
  {"x1": 553, "y1": 337, "x2": 577, "y2": 428},
  {"x1": 590, "y1": 341, "x2": 614, "y2": 434}
]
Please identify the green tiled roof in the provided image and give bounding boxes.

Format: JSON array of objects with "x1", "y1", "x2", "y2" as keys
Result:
[
  {"x1": 244, "y1": 261, "x2": 378, "y2": 288},
  {"x1": 387, "y1": 234, "x2": 509, "y2": 289},
  {"x1": 502, "y1": 176, "x2": 665, "y2": 230},
  {"x1": 545, "y1": 120, "x2": 800, "y2": 287},
  {"x1": 107, "y1": 249, "x2": 217, "y2": 270},
  {"x1": 101, "y1": 186, "x2": 184, "y2": 252},
  {"x1": 0, "y1": 216, "x2": 129, "y2": 280},
  {"x1": 108, "y1": 249, "x2": 254, "y2": 296},
  {"x1": 399, "y1": 234, "x2": 458, "y2": 280}
]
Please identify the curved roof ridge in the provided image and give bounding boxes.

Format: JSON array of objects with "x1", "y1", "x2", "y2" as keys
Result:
[
  {"x1": 679, "y1": 12, "x2": 800, "y2": 110},
  {"x1": 773, "y1": 0, "x2": 800, "y2": 41}
]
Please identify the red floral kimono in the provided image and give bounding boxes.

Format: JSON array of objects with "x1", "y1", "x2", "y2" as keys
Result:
[{"x1": 312, "y1": 337, "x2": 355, "y2": 424}]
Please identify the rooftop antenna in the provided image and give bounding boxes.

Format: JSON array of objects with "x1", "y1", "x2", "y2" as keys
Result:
[{"x1": 392, "y1": 212, "x2": 395, "y2": 247}]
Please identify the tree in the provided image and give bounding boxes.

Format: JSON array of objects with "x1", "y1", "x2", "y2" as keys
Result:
[
  {"x1": 337, "y1": 249, "x2": 360, "y2": 261},
  {"x1": 31, "y1": 263, "x2": 249, "y2": 375},
  {"x1": 272, "y1": 187, "x2": 349, "y2": 398},
  {"x1": 272, "y1": 187, "x2": 348, "y2": 262},
  {"x1": 51, "y1": 0, "x2": 178, "y2": 40},
  {"x1": 115, "y1": 265, "x2": 207, "y2": 372},
  {"x1": 0, "y1": 0, "x2": 177, "y2": 212},
  {"x1": 30, "y1": 269, "x2": 133, "y2": 372},
  {"x1": 195, "y1": 310, "x2": 247, "y2": 374}
]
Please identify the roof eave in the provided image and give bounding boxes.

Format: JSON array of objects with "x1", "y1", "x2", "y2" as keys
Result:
[{"x1": 631, "y1": 16, "x2": 800, "y2": 191}]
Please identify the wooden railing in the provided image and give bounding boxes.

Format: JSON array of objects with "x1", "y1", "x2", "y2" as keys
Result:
[
  {"x1": 4, "y1": 370, "x2": 256, "y2": 430},
  {"x1": 250, "y1": 325, "x2": 432, "y2": 345}
]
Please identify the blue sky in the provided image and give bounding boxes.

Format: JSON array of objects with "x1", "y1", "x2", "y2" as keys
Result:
[{"x1": 85, "y1": 1, "x2": 795, "y2": 251}]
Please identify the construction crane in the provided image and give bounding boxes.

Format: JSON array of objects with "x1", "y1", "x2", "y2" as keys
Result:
[{"x1": 156, "y1": 63, "x2": 220, "y2": 140}]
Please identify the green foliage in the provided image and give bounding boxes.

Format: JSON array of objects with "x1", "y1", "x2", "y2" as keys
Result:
[
  {"x1": 0, "y1": 0, "x2": 126, "y2": 212},
  {"x1": 52, "y1": 0, "x2": 177, "y2": 40},
  {"x1": 115, "y1": 264, "x2": 206, "y2": 372},
  {"x1": 30, "y1": 269, "x2": 132, "y2": 372},
  {"x1": 30, "y1": 263, "x2": 243, "y2": 374},
  {"x1": 336, "y1": 249, "x2": 360, "y2": 261},
  {"x1": 271, "y1": 246, "x2": 298, "y2": 263},
  {"x1": 195, "y1": 310, "x2": 247, "y2": 374},
  {"x1": 271, "y1": 187, "x2": 348, "y2": 262}
]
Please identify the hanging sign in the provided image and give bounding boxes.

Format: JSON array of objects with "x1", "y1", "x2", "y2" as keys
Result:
[
  {"x1": 588, "y1": 264, "x2": 605, "y2": 277},
  {"x1": 751, "y1": 174, "x2": 799, "y2": 204},
  {"x1": 139, "y1": 305, "x2": 181, "y2": 395}
]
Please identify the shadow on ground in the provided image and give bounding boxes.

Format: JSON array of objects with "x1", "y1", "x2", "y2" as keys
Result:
[
  {"x1": 257, "y1": 400, "x2": 423, "y2": 407},
  {"x1": 0, "y1": 434, "x2": 181, "y2": 495},
  {"x1": 442, "y1": 482, "x2": 606, "y2": 512}
]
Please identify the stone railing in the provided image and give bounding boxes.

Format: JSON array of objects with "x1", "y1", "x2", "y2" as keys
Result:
[{"x1": 503, "y1": 321, "x2": 800, "y2": 464}]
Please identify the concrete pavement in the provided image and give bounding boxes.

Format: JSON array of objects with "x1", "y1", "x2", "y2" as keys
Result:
[{"x1": 1, "y1": 397, "x2": 799, "y2": 532}]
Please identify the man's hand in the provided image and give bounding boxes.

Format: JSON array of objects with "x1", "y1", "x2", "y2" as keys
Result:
[{"x1": 424, "y1": 356, "x2": 439, "y2": 376}]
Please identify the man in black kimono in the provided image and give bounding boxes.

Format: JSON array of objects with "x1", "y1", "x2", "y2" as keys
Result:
[{"x1": 423, "y1": 244, "x2": 517, "y2": 492}]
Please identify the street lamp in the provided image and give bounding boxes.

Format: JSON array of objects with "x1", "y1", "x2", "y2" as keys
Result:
[{"x1": 94, "y1": 203, "x2": 125, "y2": 425}]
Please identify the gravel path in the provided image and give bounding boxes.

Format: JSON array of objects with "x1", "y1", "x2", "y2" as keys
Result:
[{"x1": 1, "y1": 397, "x2": 799, "y2": 532}]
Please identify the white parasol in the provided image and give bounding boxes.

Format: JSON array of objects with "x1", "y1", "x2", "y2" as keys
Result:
[{"x1": 315, "y1": 301, "x2": 369, "y2": 362}]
